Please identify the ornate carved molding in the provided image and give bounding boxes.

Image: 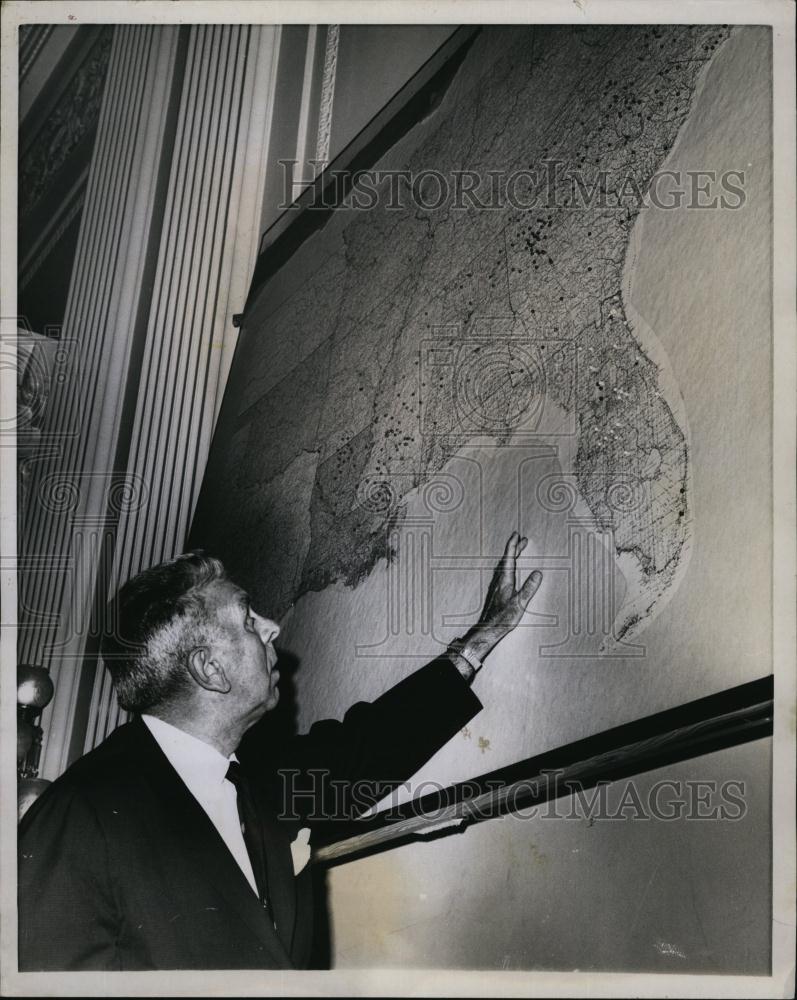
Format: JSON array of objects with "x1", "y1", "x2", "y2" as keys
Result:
[
  {"x1": 315, "y1": 24, "x2": 339, "y2": 165},
  {"x1": 19, "y1": 27, "x2": 112, "y2": 221}
]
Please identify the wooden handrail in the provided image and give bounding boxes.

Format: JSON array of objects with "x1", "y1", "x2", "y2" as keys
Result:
[{"x1": 312, "y1": 674, "x2": 774, "y2": 866}]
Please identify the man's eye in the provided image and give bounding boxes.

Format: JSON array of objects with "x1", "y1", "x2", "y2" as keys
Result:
[{"x1": 245, "y1": 615, "x2": 256, "y2": 632}]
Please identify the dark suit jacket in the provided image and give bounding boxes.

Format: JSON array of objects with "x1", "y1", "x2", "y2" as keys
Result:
[{"x1": 18, "y1": 657, "x2": 481, "y2": 971}]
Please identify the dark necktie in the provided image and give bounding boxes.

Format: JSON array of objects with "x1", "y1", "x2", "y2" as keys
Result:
[{"x1": 225, "y1": 761, "x2": 275, "y2": 926}]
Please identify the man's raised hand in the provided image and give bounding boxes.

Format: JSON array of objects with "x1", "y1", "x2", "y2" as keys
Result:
[{"x1": 453, "y1": 531, "x2": 543, "y2": 669}]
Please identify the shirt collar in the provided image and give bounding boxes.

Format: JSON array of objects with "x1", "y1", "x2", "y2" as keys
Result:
[{"x1": 142, "y1": 714, "x2": 235, "y2": 788}]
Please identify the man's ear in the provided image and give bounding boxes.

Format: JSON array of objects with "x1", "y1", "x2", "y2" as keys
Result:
[{"x1": 187, "y1": 646, "x2": 231, "y2": 694}]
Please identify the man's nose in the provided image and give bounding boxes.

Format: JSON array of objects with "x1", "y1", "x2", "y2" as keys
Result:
[{"x1": 255, "y1": 614, "x2": 280, "y2": 643}]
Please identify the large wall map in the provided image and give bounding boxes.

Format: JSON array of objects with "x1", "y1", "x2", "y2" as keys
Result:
[
  {"x1": 191, "y1": 24, "x2": 772, "y2": 972},
  {"x1": 198, "y1": 25, "x2": 728, "y2": 640}
]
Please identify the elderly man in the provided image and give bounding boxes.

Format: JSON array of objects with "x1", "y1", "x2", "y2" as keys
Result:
[{"x1": 18, "y1": 532, "x2": 542, "y2": 971}]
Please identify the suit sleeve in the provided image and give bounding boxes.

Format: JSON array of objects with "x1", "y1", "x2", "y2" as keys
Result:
[
  {"x1": 241, "y1": 655, "x2": 482, "y2": 826},
  {"x1": 18, "y1": 782, "x2": 121, "y2": 971}
]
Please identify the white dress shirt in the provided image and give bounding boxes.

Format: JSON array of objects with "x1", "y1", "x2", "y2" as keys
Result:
[{"x1": 141, "y1": 714, "x2": 259, "y2": 896}]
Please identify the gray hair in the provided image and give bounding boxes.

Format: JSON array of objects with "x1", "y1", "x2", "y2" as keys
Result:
[{"x1": 100, "y1": 551, "x2": 227, "y2": 713}]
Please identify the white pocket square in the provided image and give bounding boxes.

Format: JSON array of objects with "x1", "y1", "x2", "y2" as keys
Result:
[{"x1": 290, "y1": 826, "x2": 311, "y2": 875}]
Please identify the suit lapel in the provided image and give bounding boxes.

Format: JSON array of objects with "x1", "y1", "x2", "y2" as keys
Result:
[{"x1": 127, "y1": 719, "x2": 294, "y2": 967}]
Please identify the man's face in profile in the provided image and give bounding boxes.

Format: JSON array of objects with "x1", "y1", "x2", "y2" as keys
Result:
[{"x1": 202, "y1": 578, "x2": 281, "y2": 721}]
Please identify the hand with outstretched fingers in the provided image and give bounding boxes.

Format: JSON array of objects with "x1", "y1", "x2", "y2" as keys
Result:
[{"x1": 459, "y1": 531, "x2": 543, "y2": 663}]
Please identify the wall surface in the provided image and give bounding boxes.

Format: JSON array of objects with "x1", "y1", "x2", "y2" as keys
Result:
[{"x1": 192, "y1": 25, "x2": 772, "y2": 972}]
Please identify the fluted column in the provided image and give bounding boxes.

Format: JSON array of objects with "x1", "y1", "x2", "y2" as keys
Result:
[
  {"x1": 19, "y1": 26, "x2": 182, "y2": 780},
  {"x1": 83, "y1": 25, "x2": 281, "y2": 748}
]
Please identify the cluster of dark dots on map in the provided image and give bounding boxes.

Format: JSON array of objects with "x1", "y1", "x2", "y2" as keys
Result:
[
  {"x1": 509, "y1": 213, "x2": 556, "y2": 272},
  {"x1": 324, "y1": 437, "x2": 363, "y2": 517},
  {"x1": 570, "y1": 27, "x2": 727, "y2": 182},
  {"x1": 511, "y1": 26, "x2": 731, "y2": 234},
  {"x1": 360, "y1": 381, "x2": 422, "y2": 475},
  {"x1": 701, "y1": 28, "x2": 728, "y2": 54}
]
